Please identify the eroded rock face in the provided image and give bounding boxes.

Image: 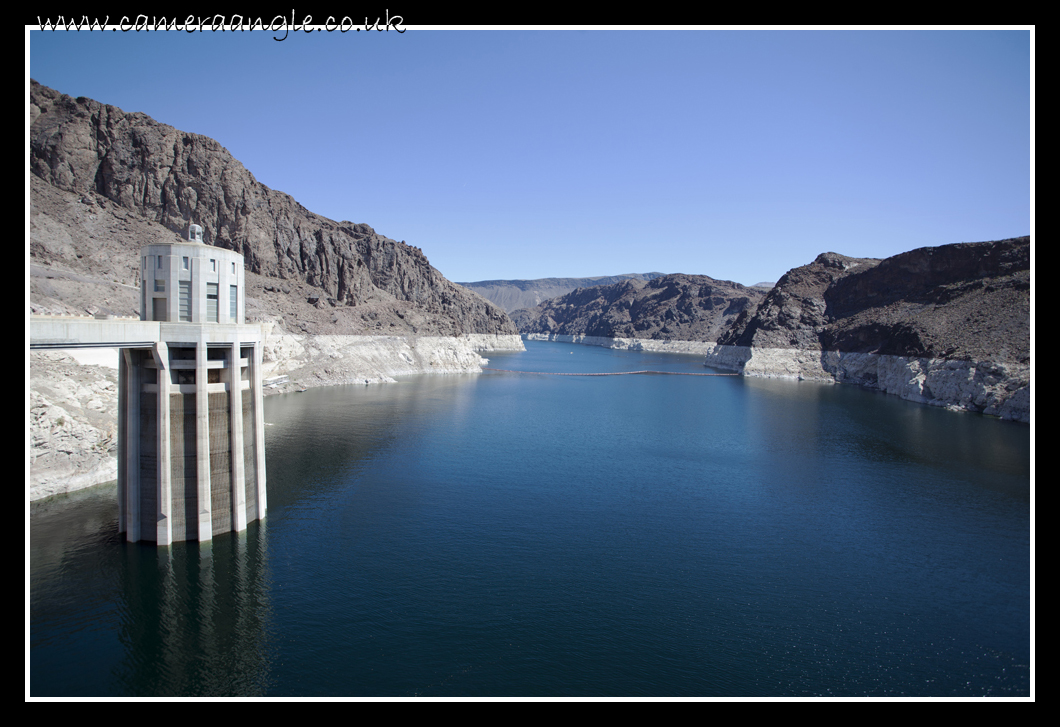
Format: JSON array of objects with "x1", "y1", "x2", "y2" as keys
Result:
[
  {"x1": 29, "y1": 80, "x2": 516, "y2": 337},
  {"x1": 717, "y1": 238, "x2": 1029, "y2": 366},
  {"x1": 29, "y1": 351, "x2": 120, "y2": 499},
  {"x1": 519, "y1": 273, "x2": 765, "y2": 342},
  {"x1": 820, "y1": 238, "x2": 1030, "y2": 363},
  {"x1": 718, "y1": 252, "x2": 882, "y2": 349},
  {"x1": 705, "y1": 237, "x2": 1030, "y2": 421}
]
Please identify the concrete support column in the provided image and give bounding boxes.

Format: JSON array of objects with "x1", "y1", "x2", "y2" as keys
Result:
[
  {"x1": 251, "y1": 340, "x2": 267, "y2": 519},
  {"x1": 195, "y1": 339, "x2": 213, "y2": 541},
  {"x1": 153, "y1": 341, "x2": 172, "y2": 546},
  {"x1": 229, "y1": 340, "x2": 248, "y2": 532},
  {"x1": 118, "y1": 349, "x2": 126, "y2": 537},
  {"x1": 119, "y1": 348, "x2": 140, "y2": 541}
]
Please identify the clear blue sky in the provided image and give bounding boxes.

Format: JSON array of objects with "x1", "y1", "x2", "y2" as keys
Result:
[{"x1": 28, "y1": 27, "x2": 1032, "y2": 286}]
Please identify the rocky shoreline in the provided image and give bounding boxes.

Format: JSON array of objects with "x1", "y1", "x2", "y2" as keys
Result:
[
  {"x1": 524, "y1": 333, "x2": 719, "y2": 355},
  {"x1": 527, "y1": 334, "x2": 1029, "y2": 422},
  {"x1": 703, "y1": 344, "x2": 1029, "y2": 423},
  {"x1": 28, "y1": 332, "x2": 524, "y2": 501},
  {"x1": 29, "y1": 351, "x2": 120, "y2": 500},
  {"x1": 259, "y1": 328, "x2": 524, "y2": 391}
]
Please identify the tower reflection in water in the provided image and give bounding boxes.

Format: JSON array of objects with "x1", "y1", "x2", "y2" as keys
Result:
[{"x1": 117, "y1": 523, "x2": 274, "y2": 696}]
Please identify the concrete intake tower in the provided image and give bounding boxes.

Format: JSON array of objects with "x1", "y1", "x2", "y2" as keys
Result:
[{"x1": 118, "y1": 224, "x2": 267, "y2": 544}]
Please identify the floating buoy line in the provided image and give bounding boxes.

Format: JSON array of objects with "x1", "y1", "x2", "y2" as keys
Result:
[{"x1": 483, "y1": 368, "x2": 737, "y2": 377}]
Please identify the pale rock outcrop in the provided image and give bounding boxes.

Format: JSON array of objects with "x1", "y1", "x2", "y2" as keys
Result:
[
  {"x1": 824, "y1": 352, "x2": 1029, "y2": 422},
  {"x1": 259, "y1": 328, "x2": 524, "y2": 390},
  {"x1": 29, "y1": 351, "x2": 120, "y2": 499},
  {"x1": 702, "y1": 346, "x2": 1030, "y2": 422}
]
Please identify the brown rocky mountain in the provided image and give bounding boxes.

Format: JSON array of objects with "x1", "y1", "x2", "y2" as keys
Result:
[
  {"x1": 704, "y1": 237, "x2": 1030, "y2": 422},
  {"x1": 519, "y1": 273, "x2": 766, "y2": 342},
  {"x1": 718, "y1": 237, "x2": 1030, "y2": 365},
  {"x1": 717, "y1": 252, "x2": 883, "y2": 350},
  {"x1": 29, "y1": 79, "x2": 516, "y2": 337}
]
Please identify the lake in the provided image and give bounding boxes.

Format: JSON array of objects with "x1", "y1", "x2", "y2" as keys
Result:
[{"x1": 29, "y1": 340, "x2": 1031, "y2": 697}]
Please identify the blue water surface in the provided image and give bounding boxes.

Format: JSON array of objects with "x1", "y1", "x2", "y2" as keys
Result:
[{"x1": 30, "y1": 341, "x2": 1031, "y2": 697}]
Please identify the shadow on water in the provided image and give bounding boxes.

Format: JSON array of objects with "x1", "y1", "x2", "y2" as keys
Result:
[{"x1": 741, "y1": 376, "x2": 1030, "y2": 491}]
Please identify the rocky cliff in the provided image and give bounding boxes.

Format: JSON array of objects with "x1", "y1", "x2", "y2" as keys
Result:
[
  {"x1": 30, "y1": 80, "x2": 517, "y2": 338},
  {"x1": 29, "y1": 80, "x2": 524, "y2": 500},
  {"x1": 820, "y1": 239, "x2": 1029, "y2": 364},
  {"x1": 518, "y1": 273, "x2": 766, "y2": 342},
  {"x1": 705, "y1": 237, "x2": 1030, "y2": 422},
  {"x1": 718, "y1": 239, "x2": 1029, "y2": 364},
  {"x1": 717, "y1": 252, "x2": 883, "y2": 350},
  {"x1": 30, "y1": 351, "x2": 119, "y2": 500}
]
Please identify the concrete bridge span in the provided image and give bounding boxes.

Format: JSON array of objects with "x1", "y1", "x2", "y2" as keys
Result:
[{"x1": 29, "y1": 317, "x2": 161, "y2": 349}]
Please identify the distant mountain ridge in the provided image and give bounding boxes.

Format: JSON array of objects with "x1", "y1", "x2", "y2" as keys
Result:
[
  {"x1": 509, "y1": 238, "x2": 1028, "y2": 421},
  {"x1": 518, "y1": 273, "x2": 766, "y2": 342},
  {"x1": 457, "y1": 273, "x2": 666, "y2": 313}
]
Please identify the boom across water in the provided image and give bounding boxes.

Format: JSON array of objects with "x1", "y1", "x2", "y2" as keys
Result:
[{"x1": 483, "y1": 368, "x2": 738, "y2": 377}]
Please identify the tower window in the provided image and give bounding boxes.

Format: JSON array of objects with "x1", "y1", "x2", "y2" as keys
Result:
[
  {"x1": 179, "y1": 281, "x2": 191, "y2": 321},
  {"x1": 207, "y1": 283, "x2": 219, "y2": 322}
]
